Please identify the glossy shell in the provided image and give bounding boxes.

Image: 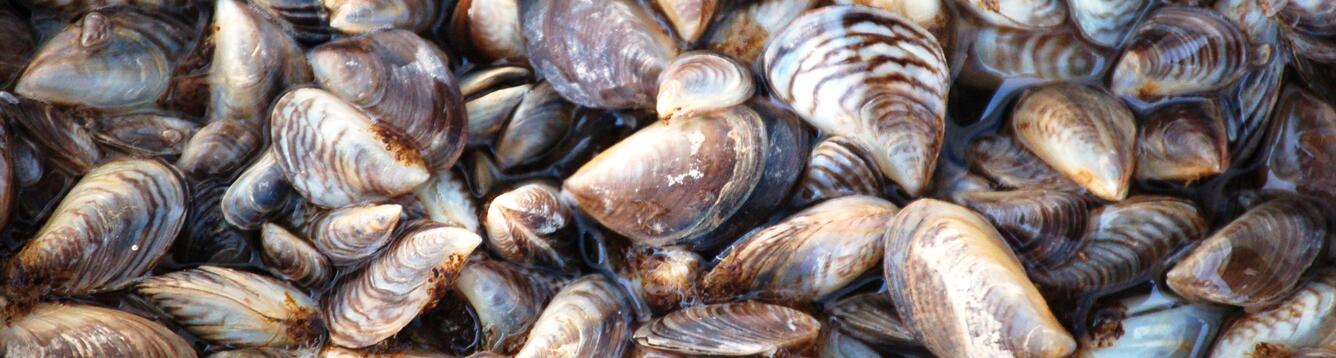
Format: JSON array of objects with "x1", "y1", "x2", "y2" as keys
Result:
[
  {"x1": 1012, "y1": 83, "x2": 1136, "y2": 201},
  {"x1": 633, "y1": 301, "x2": 821, "y2": 356},
  {"x1": 1110, "y1": 6, "x2": 1252, "y2": 100},
  {"x1": 1136, "y1": 101, "x2": 1231, "y2": 181},
  {"x1": 655, "y1": 52, "x2": 754, "y2": 122},
  {"x1": 138, "y1": 266, "x2": 324, "y2": 348},
  {"x1": 792, "y1": 136, "x2": 883, "y2": 207},
  {"x1": 260, "y1": 223, "x2": 333, "y2": 289},
  {"x1": 1, "y1": 304, "x2": 196, "y2": 357},
  {"x1": 1209, "y1": 269, "x2": 1336, "y2": 357},
  {"x1": 514, "y1": 275, "x2": 635, "y2": 358}
]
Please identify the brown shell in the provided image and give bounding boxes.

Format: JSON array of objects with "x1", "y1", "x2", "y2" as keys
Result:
[
  {"x1": 494, "y1": 82, "x2": 575, "y2": 170},
  {"x1": 1209, "y1": 269, "x2": 1336, "y2": 357},
  {"x1": 138, "y1": 266, "x2": 324, "y2": 348},
  {"x1": 483, "y1": 182, "x2": 574, "y2": 269},
  {"x1": 963, "y1": 26, "x2": 1110, "y2": 88},
  {"x1": 633, "y1": 301, "x2": 821, "y2": 356},
  {"x1": 966, "y1": 135, "x2": 1082, "y2": 192},
  {"x1": 827, "y1": 293, "x2": 918, "y2": 347},
  {"x1": 306, "y1": 204, "x2": 403, "y2": 266},
  {"x1": 654, "y1": 0, "x2": 716, "y2": 42},
  {"x1": 792, "y1": 136, "x2": 883, "y2": 208},
  {"x1": 1110, "y1": 6, "x2": 1252, "y2": 100},
  {"x1": 1136, "y1": 101, "x2": 1231, "y2": 181},
  {"x1": 260, "y1": 223, "x2": 333, "y2": 289},
  {"x1": 955, "y1": 189, "x2": 1091, "y2": 269},
  {"x1": 454, "y1": 259, "x2": 562, "y2": 353},
  {"x1": 449, "y1": 0, "x2": 525, "y2": 63},
  {"x1": 655, "y1": 52, "x2": 754, "y2": 122},
  {"x1": 1261, "y1": 86, "x2": 1336, "y2": 200},
  {"x1": 615, "y1": 245, "x2": 702, "y2": 313},
  {"x1": 0, "y1": 92, "x2": 103, "y2": 174},
  {"x1": 514, "y1": 275, "x2": 635, "y2": 358},
  {"x1": 1012, "y1": 83, "x2": 1137, "y2": 201},
  {"x1": 699, "y1": 0, "x2": 815, "y2": 67},
  {"x1": 1, "y1": 304, "x2": 196, "y2": 357}
]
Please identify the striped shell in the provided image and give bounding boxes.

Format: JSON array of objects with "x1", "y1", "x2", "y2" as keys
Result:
[
  {"x1": 966, "y1": 134, "x2": 1081, "y2": 192},
  {"x1": 414, "y1": 168, "x2": 480, "y2": 233},
  {"x1": 1267, "y1": 0, "x2": 1336, "y2": 37},
  {"x1": 1167, "y1": 195, "x2": 1331, "y2": 308},
  {"x1": 324, "y1": 221, "x2": 480, "y2": 348},
  {"x1": 1068, "y1": 0, "x2": 1149, "y2": 48},
  {"x1": 633, "y1": 301, "x2": 821, "y2": 356},
  {"x1": 2, "y1": 159, "x2": 186, "y2": 303},
  {"x1": 1262, "y1": 86, "x2": 1336, "y2": 200},
  {"x1": 0, "y1": 92, "x2": 103, "y2": 175},
  {"x1": 763, "y1": 5, "x2": 949, "y2": 196},
  {"x1": 321, "y1": 0, "x2": 436, "y2": 34},
  {"x1": 494, "y1": 82, "x2": 575, "y2": 170},
  {"x1": 250, "y1": 0, "x2": 331, "y2": 44},
  {"x1": 269, "y1": 88, "x2": 431, "y2": 209},
  {"x1": 1219, "y1": 53, "x2": 1284, "y2": 164},
  {"x1": 1012, "y1": 83, "x2": 1136, "y2": 201},
  {"x1": 177, "y1": 120, "x2": 264, "y2": 178},
  {"x1": 700, "y1": 0, "x2": 815, "y2": 67},
  {"x1": 260, "y1": 223, "x2": 333, "y2": 289},
  {"x1": 1136, "y1": 101, "x2": 1231, "y2": 181},
  {"x1": 1209, "y1": 269, "x2": 1336, "y2": 358},
  {"x1": 1, "y1": 304, "x2": 196, "y2": 357},
  {"x1": 138, "y1": 266, "x2": 324, "y2": 348},
  {"x1": 952, "y1": 0, "x2": 1066, "y2": 29},
  {"x1": 884, "y1": 199, "x2": 1075, "y2": 358},
  {"x1": 792, "y1": 136, "x2": 883, "y2": 207},
  {"x1": 176, "y1": 178, "x2": 255, "y2": 266},
  {"x1": 833, "y1": 0, "x2": 952, "y2": 50},
  {"x1": 655, "y1": 52, "x2": 754, "y2": 122},
  {"x1": 91, "y1": 113, "x2": 198, "y2": 157},
  {"x1": 515, "y1": 275, "x2": 635, "y2": 358},
  {"x1": 963, "y1": 26, "x2": 1110, "y2": 88},
  {"x1": 484, "y1": 182, "x2": 573, "y2": 269},
  {"x1": 827, "y1": 293, "x2": 917, "y2": 347},
  {"x1": 16, "y1": 9, "x2": 192, "y2": 110},
  {"x1": 1111, "y1": 6, "x2": 1252, "y2": 100},
  {"x1": 454, "y1": 259, "x2": 561, "y2": 353},
  {"x1": 701, "y1": 196, "x2": 898, "y2": 303},
  {"x1": 306, "y1": 204, "x2": 402, "y2": 266},
  {"x1": 955, "y1": 189, "x2": 1090, "y2": 270}
]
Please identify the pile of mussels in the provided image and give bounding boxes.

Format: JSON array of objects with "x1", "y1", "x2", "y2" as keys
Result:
[{"x1": 0, "y1": 0, "x2": 1333, "y2": 356}]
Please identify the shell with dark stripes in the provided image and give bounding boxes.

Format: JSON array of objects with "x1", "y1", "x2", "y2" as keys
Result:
[
  {"x1": 1030, "y1": 196, "x2": 1206, "y2": 298},
  {"x1": 827, "y1": 293, "x2": 917, "y2": 347},
  {"x1": 1218, "y1": 44, "x2": 1284, "y2": 164},
  {"x1": 251, "y1": 0, "x2": 331, "y2": 44},
  {"x1": 1136, "y1": 100, "x2": 1231, "y2": 181},
  {"x1": 305, "y1": 204, "x2": 402, "y2": 266},
  {"x1": 269, "y1": 88, "x2": 431, "y2": 209},
  {"x1": 0, "y1": 92, "x2": 103, "y2": 174},
  {"x1": 701, "y1": 196, "x2": 898, "y2": 303},
  {"x1": 792, "y1": 136, "x2": 883, "y2": 207},
  {"x1": 15, "y1": 8, "x2": 193, "y2": 110},
  {"x1": 966, "y1": 134, "x2": 1082, "y2": 192},
  {"x1": 1012, "y1": 83, "x2": 1136, "y2": 201},
  {"x1": 1167, "y1": 195, "x2": 1331, "y2": 308},
  {"x1": 1268, "y1": 0, "x2": 1336, "y2": 37},
  {"x1": 962, "y1": 26, "x2": 1111, "y2": 88},
  {"x1": 955, "y1": 189, "x2": 1091, "y2": 270},
  {"x1": 222, "y1": 151, "x2": 294, "y2": 230},
  {"x1": 884, "y1": 199, "x2": 1075, "y2": 358},
  {"x1": 455, "y1": 259, "x2": 563, "y2": 353},
  {"x1": 1068, "y1": 0, "x2": 1149, "y2": 47},
  {"x1": 763, "y1": 5, "x2": 949, "y2": 197},
  {"x1": 633, "y1": 301, "x2": 820, "y2": 356},
  {"x1": 310, "y1": 30, "x2": 467, "y2": 171},
  {"x1": 324, "y1": 220, "x2": 480, "y2": 348},
  {"x1": 260, "y1": 223, "x2": 332, "y2": 289},
  {"x1": 1208, "y1": 269, "x2": 1336, "y2": 357},
  {"x1": 1110, "y1": 6, "x2": 1252, "y2": 100},
  {"x1": 484, "y1": 182, "x2": 573, "y2": 270},
  {"x1": 515, "y1": 275, "x2": 635, "y2": 358},
  {"x1": 137, "y1": 266, "x2": 324, "y2": 348},
  {"x1": 2, "y1": 159, "x2": 187, "y2": 305},
  {"x1": 0, "y1": 304, "x2": 195, "y2": 357}
]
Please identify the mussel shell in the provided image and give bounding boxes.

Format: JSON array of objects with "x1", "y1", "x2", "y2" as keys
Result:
[
  {"x1": 965, "y1": 134, "x2": 1081, "y2": 192},
  {"x1": 310, "y1": 29, "x2": 467, "y2": 171},
  {"x1": 465, "y1": 81, "x2": 531, "y2": 145},
  {"x1": 3, "y1": 159, "x2": 186, "y2": 303},
  {"x1": 1068, "y1": 0, "x2": 1148, "y2": 48},
  {"x1": 260, "y1": 223, "x2": 333, "y2": 289},
  {"x1": 1167, "y1": 195, "x2": 1330, "y2": 308},
  {"x1": 1216, "y1": 0, "x2": 1282, "y2": 44},
  {"x1": 449, "y1": 0, "x2": 524, "y2": 63},
  {"x1": 453, "y1": 259, "x2": 561, "y2": 353},
  {"x1": 1209, "y1": 269, "x2": 1336, "y2": 357},
  {"x1": 832, "y1": 0, "x2": 952, "y2": 51},
  {"x1": 1110, "y1": 6, "x2": 1252, "y2": 100},
  {"x1": 952, "y1": 0, "x2": 1066, "y2": 29},
  {"x1": 1219, "y1": 49, "x2": 1285, "y2": 164},
  {"x1": 175, "y1": 178, "x2": 256, "y2": 265},
  {"x1": 0, "y1": 118, "x2": 11, "y2": 232},
  {"x1": 222, "y1": 151, "x2": 294, "y2": 230},
  {"x1": 702, "y1": 196, "x2": 898, "y2": 303},
  {"x1": 699, "y1": 0, "x2": 815, "y2": 67},
  {"x1": 1031, "y1": 196, "x2": 1207, "y2": 298},
  {"x1": 306, "y1": 204, "x2": 402, "y2": 266},
  {"x1": 514, "y1": 275, "x2": 635, "y2": 358},
  {"x1": 792, "y1": 136, "x2": 883, "y2": 208},
  {"x1": 207, "y1": 0, "x2": 311, "y2": 127},
  {"x1": 633, "y1": 301, "x2": 821, "y2": 356},
  {"x1": 884, "y1": 199, "x2": 1075, "y2": 358},
  {"x1": 1078, "y1": 292, "x2": 1228, "y2": 357},
  {"x1": 615, "y1": 245, "x2": 702, "y2": 313},
  {"x1": 955, "y1": 189, "x2": 1090, "y2": 270},
  {"x1": 827, "y1": 293, "x2": 917, "y2": 347},
  {"x1": 1012, "y1": 83, "x2": 1136, "y2": 201},
  {"x1": 176, "y1": 120, "x2": 264, "y2": 178},
  {"x1": 0, "y1": 92, "x2": 103, "y2": 174},
  {"x1": 413, "y1": 168, "x2": 479, "y2": 233},
  {"x1": 251, "y1": 0, "x2": 332, "y2": 44},
  {"x1": 1, "y1": 303, "x2": 196, "y2": 357},
  {"x1": 269, "y1": 87, "x2": 431, "y2": 209},
  {"x1": 818, "y1": 330, "x2": 882, "y2": 358},
  {"x1": 655, "y1": 52, "x2": 754, "y2": 122},
  {"x1": 962, "y1": 26, "x2": 1111, "y2": 88},
  {"x1": 654, "y1": 0, "x2": 716, "y2": 43},
  {"x1": 1267, "y1": 0, "x2": 1336, "y2": 37},
  {"x1": 11, "y1": 135, "x2": 41, "y2": 188},
  {"x1": 16, "y1": 9, "x2": 194, "y2": 110},
  {"x1": 494, "y1": 82, "x2": 575, "y2": 170},
  {"x1": 324, "y1": 220, "x2": 480, "y2": 348},
  {"x1": 138, "y1": 266, "x2": 324, "y2": 347},
  {"x1": 208, "y1": 347, "x2": 307, "y2": 358},
  {"x1": 521, "y1": 0, "x2": 678, "y2": 110},
  {"x1": 1136, "y1": 101, "x2": 1231, "y2": 181},
  {"x1": 763, "y1": 5, "x2": 949, "y2": 196},
  {"x1": 562, "y1": 106, "x2": 765, "y2": 246},
  {"x1": 91, "y1": 112, "x2": 198, "y2": 156},
  {"x1": 322, "y1": 0, "x2": 436, "y2": 34},
  {"x1": 0, "y1": 4, "x2": 33, "y2": 89},
  {"x1": 1261, "y1": 85, "x2": 1336, "y2": 200},
  {"x1": 483, "y1": 182, "x2": 573, "y2": 269}
]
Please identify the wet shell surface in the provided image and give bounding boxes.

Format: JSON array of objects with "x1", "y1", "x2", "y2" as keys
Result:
[
  {"x1": 324, "y1": 221, "x2": 480, "y2": 348},
  {"x1": 827, "y1": 293, "x2": 918, "y2": 347},
  {"x1": 1068, "y1": 0, "x2": 1148, "y2": 48},
  {"x1": 953, "y1": 0, "x2": 1066, "y2": 29},
  {"x1": 654, "y1": 0, "x2": 715, "y2": 43},
  {"x1": 413, "y1": 168, "x2": 479, "y2": 233},
  {"x1": 1136, "y1": 101, "x2": 1231, "y2": 181},
  {"x1": 1012, "y1": 83, "x2": 1137, "y2": 201},
  {"x1": 514, "y1": 275, "x2": 635, "y2": 358},
  {"x1": 260, "y1": 223, "x2": 333, "y2": 289},
  {"x1": 1167, "y1": 195, "x2": 1331, "y2": 308},
  {"x1": 655, "y1": 52, "x2": 754, "y2": 122},
  {"x1": 321, "y1": 0, "x2": 436, "y2": 34},
  {"x1": 222, "y1": 152, "x2": 294, "y2": 230},
  {"x1": 701, "y1": 195, "x2": 899, "y2": 303},
  {"x1": 1078, "y1": 292, "x2": 1229, "y2": 357},
  {"x1": 1262, "y1": 86, "x2": 1336, "y2": 200},
  {"x1": 1209, "y1": 269, "x2": 1336, "y2": 358},
  {"x1": 763, "y1": 5, "x2": 949, "y2": 196},
  {"x1": 792, "y1": 136, "x2": 883, "y2": 208},
  {"x1": 963, "y1": 26, "x2": 1111, "y2": 88},
  {"x1": 138, "y1": 266, "x2": 324, "y2": 348},
  {"x1": 453, "y1": 259, "x2": 560, "y2": 353},
  {"x1": 91, "y1": 112, "x2": 198, "y2": 157},
  {"x1": 0, "y1": 92, "x2": 103, "y2": 175},
  {"x1": 493, "y1": 82, "x2": 575, "y2": 170},
  {"x1": 0, "y1": 303, "x2": 196, "y2": 357},
  {"x1": 955, "y1": 189, "x2": 1090, "y2": 270},
  {"x1": 521, "y1": 0, "x2": 678, "y2": 109},
  {"x1": 966, "y1": 134, "x2": 1081, "y2": 192},
  {"x1": 617, "y1": 245, "x2": 702, "y2": 313},
  {"x1": 884, "y1": 199, "x2": 1075, "y2": 358},
  {"x1": 307, "y1": 204, "x2": 403, "y2": 266},
  {"x1": 1110, "y1": 6, "x2": 1252, "y2": 100},
  {"x1": 250, "y1": 0, "x2": 331, "y2": 44},
  {"x1": 632, "y1": 301, "x2": 821, "y2": 356},
  {"x1": 483, "y1": 182, "x2": 573, "y2": 269}
]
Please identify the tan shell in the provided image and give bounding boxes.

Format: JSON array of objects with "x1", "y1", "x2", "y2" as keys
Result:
[
  {"x1": 322, "y1": 0, "x2": 436, "y2": 34},
  {"x1": 616, "y1": 245, "x2": 702, "y2": 313},
  {"x1": 454, "y1": 259, "x2": 561, "y2": 353},
  {"x1": 1136, "y1": 101, "x2": 1231, "y2": 181},
  {"x1": 952, "y1": 0, "x2": 1066, "y2": 29},
  {"x1": 494, "y1": 82, "x2": 575, "y2": 170},
  {"x1": 450, "y1": 0, "x2": 525, "y2": 63},
  {"x1": 1, "y1": 304, "x2": 196, "y2": 357},
  {"x1": 260, "y1": 223, "x2": 333, "y2": 289},
  {"x1": 413, "y1": 168, "x2": 480, "y2": 233},
  {"x1": 484, "y1": 182, "x2": 574, "y2": 269},
  {"x1": 655, "y1": 52, "x2": 754, "y2": 122},
  {"x1": 306, "y1": 204, "x2": 402, "y2": 266},
  {"x1": 792, "y1": 136, "x2": 883, "y2": 208},
  {"x1": 966, "y1": 135, "x2": 1082, "y2": 192},
  {"x1": 962, "y1": 26, "x2": 1110, "y2": 88},
  {"x1": 884, "y1": 199, "x2": 1075, "y2": 358},
  {"x1": 1012, "y1": 83, "x2": 1137, "y2": 201},
  {"x1": 1209, "y1": 269, "x2": 1336, "y2": 358},
  {"x1": 653, "y1": 0, "x2": 715, "y2": 42},
  {"x1": 514, "y1": 275, "x2": 635, "y2": 358},
  {"x1": 699, "y1": 0, "x2": 815, "y2": 67},
  {"x1": 138, "y1": 266, "x2": 324, "y2": 347},
  {"x1": 827, "y1": 293, "x2": 918, "y2": 347},
  {"x1": 633, "y1": 301, "x2": 821, "y2": 356},
  {"x1": 955, "y1": 189, "x2": 1090, "y2": 269},
  {"x1": 1110, "y1": 6, "x2": 1252, "y2": 100}
]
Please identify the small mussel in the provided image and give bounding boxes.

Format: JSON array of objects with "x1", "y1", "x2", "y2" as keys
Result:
[
  {"x1": 449, "y1": 0, "x2": 525, "y2": 63},
  {"x1": 307, "y1": 203, "x2": 402, "y2": 266},
  {"x1": 250, "y1": 0, "x2": 332, "y2": 44},
  {"x1": 514, "y1": 275, "x2": 635, "y2": 358},
  {"x1": 324, "y1": 220, "x2": 480, "y2": 348},
  {"x1": 616, "y1": 245, "x2": 702, "y2": 313},
  {"x1": 1078, "y1": 292, "x2": 1229, "y2": 357},
  {"x1": 702, "y1": 195, "x2": 899, "y2": 303},
  {"x1": 414, "y1": 168, "x2": 479, "y2": 233},
  {"x1": 222, "y1": 152, "x2": 294, "y2": 230},
  {"x1": 520, "y1": 0, "x2": 677, "y2": 110},
  {"x1": 1261, "y1": 85, "x2": 1336, "y2": 200},
  {"x1": 175, "y1": 178, "x2": 256, "y2": 265},
  {"x1": 1167, "y1": 194, "x2": 1331, "y2": 308},
  {"x1": 459, "y1": 66, "x2": 533, "y2": 145},
  {"x1": 655, "y1": 52, "x2": 754, "y2": 122},
  {"x1": 955, "y1": 189, "x2": 1090, "y2": 270},
  {"x1": 1, "y1": 303, "x2": 195, "y2": 357},
  {"x1": 452, "y1": 258, "x2": 562, "y2": 353},
  {"x1": 2, "y1": 159, "x2": 186, "y2": 309},
  {"x1": 633, "y1": 301, "x2": 821, "y2": 357},
  {"x1": 1209, "y1": 269, "x2": 1336, "y2": 357},
  {"x1": 699, "y1": 0, "x2": 815, "y2": 67},
  {"x1": 827, "y1": 293, "x2": 918, "y2": 347},
  {"x1": 653, "y1": 0, "x2": 716, "y2": 43},
  {"x1": 260, "y1": 223, "x2": 333, "y2": 289},
  {"x1": 966, "y1": 134, "x2": 1082, "y2": 192},
  {"x1": 483, "y1": 182, "x2": 574, "y2": 270},
  {"x1": 792, "y1": 136, "x2": 884, "y2": 207},
  {"x1": 885, "y1": 199, "x2": 1075, "y2": 357},
  {"x1": 1012, "y1": 83, "x2": 1136, "y2": 201},
  {"x1": 764, "y1": 5, "x2": 949, "y2": 197},
  {"x1": 1110, "y1": 6, "x2": 1253, "y2": 101},
  {"x1": 493, "y1": 82, "x2": 575, "y2": 170},
  {"x1": 91, "y1": 112, "x2": 199, "y2": 157},
  {"x1": 952, "y1": 0, "x2": 1067, "y2": 29},
  {"x1": 138, "y1": 266, "x2": 324, "y2": 348},
  {"x1": 321, "y1": 0, "x2": 436, "y2": 34},
  {"x1": 1136, "y1": 101, "x2": 1231, "y2": 181}
]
